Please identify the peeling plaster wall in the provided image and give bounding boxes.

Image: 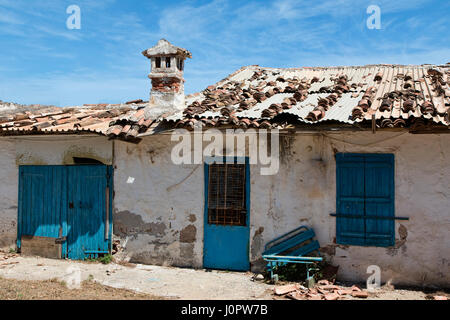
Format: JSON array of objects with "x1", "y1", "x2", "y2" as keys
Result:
[
  {"x1": 249, "y1": 131, "x2": 450, "y2": 287},
  {"x1": 15, "y1": 136, "x2": 112, "y2": 165},
  {"x1": 0, "y1": 138, "x2": 18, "y2": 250},
  {"x1": 114, "y1": 131, "x2": 449, "y2": 287},
  {"x1": 0, "y1": 131, "x2": 447, "y2": 287},
  {"x1": 113, "y1": 136, "x2": 204, "y2": 268}
]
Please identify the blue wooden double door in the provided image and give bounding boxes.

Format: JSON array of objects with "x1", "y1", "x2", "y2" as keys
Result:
[{"x1": 17, "y1": 165, "x2": 113, "y2": 260}]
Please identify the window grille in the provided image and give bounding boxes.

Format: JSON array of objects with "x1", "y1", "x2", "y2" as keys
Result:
[{"x1": 207, "y1": 163, "x2": 246, "y2": 226}]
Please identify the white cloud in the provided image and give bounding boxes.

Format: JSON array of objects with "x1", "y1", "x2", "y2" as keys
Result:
[
  {"x1": 0, "y1": 0, "x2": 447, "y2": 105},
  {"x1": 0, "y1": 10, "x2": 24, "y2": 25}
]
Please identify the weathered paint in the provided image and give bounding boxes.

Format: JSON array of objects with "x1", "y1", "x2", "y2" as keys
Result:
[
  {"x1": 17, "y1": 165, "x2": 113, "y2": 260},
  {"x1": 203, "y1": 157, "x2": 251, "y2": 271},
  {"x1": 15, "y1": 136, "x2": 112, "y2": 165},
  {"x1": 0, "y1": 139, "x2": 18, "y2": 250},
  {"x1": 17, "y1": 166, "x2": 66, "y2": 250},
  {"x1": 250, "y1": 132, "x2": 449, "y2": 287},
  {"x1": 112, "y1": 132, "x2": 449, "y2": 286},
  {"x1": 336, "y1": 153, "x2": 395, "y2": 247},
  {"x1": 0, "y1": 131, "x2": 449, "y2": 287},
  {"x1": 0, "y1": 136, "x2": 112, "y2": 251},
  {"x1": 113, "y1": 136, "x2": 205, "y2": 268},
  {"x1": 66, "y1": 165, "x2": 113, "y2": 259}
]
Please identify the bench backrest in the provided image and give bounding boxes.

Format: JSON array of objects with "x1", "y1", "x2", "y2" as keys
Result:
[{"x1": 263, "y1": 225, "x2": 319, "y2": 256}]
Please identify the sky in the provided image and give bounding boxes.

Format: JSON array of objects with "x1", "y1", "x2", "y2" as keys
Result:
[{"x1": 0, "y1": 0, "x2": 448, "y2": 107}]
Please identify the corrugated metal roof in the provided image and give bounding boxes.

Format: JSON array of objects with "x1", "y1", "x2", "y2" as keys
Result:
[
  {"x1": 1, "y1": 63, "x2": 449, "y2": 139},
  {"x1": 175, "y1": 63, "x2": 450, "y2": 129}
]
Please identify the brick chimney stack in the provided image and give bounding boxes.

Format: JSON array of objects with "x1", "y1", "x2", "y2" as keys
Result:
[{"x1": 142, "y1": 39, "x2": 192, "y2": 114}]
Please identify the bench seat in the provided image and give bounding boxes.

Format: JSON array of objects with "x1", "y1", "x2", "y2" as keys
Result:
[{"x1": 262, "y1": 225, "x2": 323, "y2": 282}]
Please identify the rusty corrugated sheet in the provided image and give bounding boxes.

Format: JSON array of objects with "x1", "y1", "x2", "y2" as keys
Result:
[
  {"x1": 1, "y1": 63, "x2": 449, "y2": 138},
  {"x1": 176, "y1": 63, "x2": 450, "y2": 129}
]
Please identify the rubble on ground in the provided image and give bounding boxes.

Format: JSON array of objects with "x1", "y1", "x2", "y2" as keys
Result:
[
  {"x1": 0, "y1": 252, "x2": 19, "y2": 261},
  {"x1": 273, "y1": 279, "x2": 369, "y2": 300},
  {"x1": 112, "y1": 240, "x2": 122, "y2": 255}
]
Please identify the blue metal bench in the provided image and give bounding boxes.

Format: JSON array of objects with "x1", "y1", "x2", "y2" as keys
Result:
[{"x1": 262, "y1": 225, "x2": 323, "y2": 283}]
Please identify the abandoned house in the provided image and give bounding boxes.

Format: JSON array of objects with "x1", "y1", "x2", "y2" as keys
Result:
[{"x1": 0, "y1": 39, "x2": 449, "y2": 287}]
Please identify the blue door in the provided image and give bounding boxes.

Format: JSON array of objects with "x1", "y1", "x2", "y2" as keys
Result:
[
  {"x1": 17, "y1": 166, "x2": 67, "y2": 249},
  {"x1": 66, "y1": 165, "x2": 113, "y2": 259},
  {"x1": 203, "y1": 157, "x2": 250, "y2": 271},
  {"x1": 17, "y1": 165, "x2": 113, "y2": 259},
  {"x1": 336, "y1": 153, "x2": 395, "y2": 247}
]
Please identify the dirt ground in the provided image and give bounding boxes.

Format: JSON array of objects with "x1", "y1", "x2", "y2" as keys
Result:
[
  {"x1": 0, "y1": 251, "x2": 273, "y2": 300},
  {"x1": 0, "y1": 277, "x2": 159, "y2": 300},
  {"x1": 0, "y1": 251, "x2": 447, "y2": 300}
]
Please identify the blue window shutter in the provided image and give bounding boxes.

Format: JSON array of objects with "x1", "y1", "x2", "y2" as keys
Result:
[
  {"x1": 336, "y1": 153, "x2": 395, "y2": 247},
  {"x1": 364, "y1": 154, "x2": 395, "y2": 246},
  {"x1": 336, "y1": 154, "x2": 366, "y2": 246}
]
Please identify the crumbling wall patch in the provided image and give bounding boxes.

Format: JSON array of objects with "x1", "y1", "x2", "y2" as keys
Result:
[
  {"x1": 180, "y1": 225, "x2": 196, "y2": 243},
  {"x1": 113, "y1": 210, "x2": 166, "y2": 238}
]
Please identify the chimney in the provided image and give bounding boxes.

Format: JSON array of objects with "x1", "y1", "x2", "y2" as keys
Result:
[{"x1": 142, "y1": 39, "x2": 192, "y2": 114}]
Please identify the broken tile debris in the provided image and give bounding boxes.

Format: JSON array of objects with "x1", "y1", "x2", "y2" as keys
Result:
[
  {"x1": 274, "y1": 284, "x2": 300, "y2": 295},
  {"x1": 274, "y1": 280, "x2": 370, "y2": 300}
]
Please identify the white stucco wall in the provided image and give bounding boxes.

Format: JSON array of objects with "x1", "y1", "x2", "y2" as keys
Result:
[
  {"x1": 113, "y1": 136, "x2": 204, "y2": 268},
  {"x1": 113, "y1": 131, "x2": 449, "y2": 287},
  {"x1": 0, "y1": 131, "x2": 448, "y2": 287},
  {"x1": 250, "y1": 132, "x2": 450, "y2": 287},
  {"x1": 0, "y1": 138, "x2": 18, "y2": 250},
  {"x1": 15, "y1": 135, "x2": 113, "y2": 165}
]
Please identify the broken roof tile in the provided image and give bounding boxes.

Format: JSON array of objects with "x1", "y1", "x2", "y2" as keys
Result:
[
  {"x1": 170, "y1": 64, "x2": 449, "y2": 129},
  {"x1": 2, "y1": 64, "x2": 449, "y2": 138}
]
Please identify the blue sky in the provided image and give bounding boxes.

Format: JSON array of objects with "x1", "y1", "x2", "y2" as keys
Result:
[{"x1": 0, "y1": 0, "x2": 448, "y2": 106}]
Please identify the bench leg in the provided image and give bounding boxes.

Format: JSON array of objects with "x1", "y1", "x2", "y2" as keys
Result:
[
  {"x1": 306, "y1": 263, "x2": 310, "y2": 280},
  {"x1": 306, "y1": 264, "x2": 320, "y2": 288},
  {"x1": 270, "y1": 263, "x2": 274, "y2": 281},
  {"x1": 268, "y1": 262, "x2": 279, "y2": 283}
]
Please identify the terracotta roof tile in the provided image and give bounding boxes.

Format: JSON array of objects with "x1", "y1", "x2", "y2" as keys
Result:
[
  {"x1": 0, "y1": 102, "x2": 145, "y2": 139},
  {"x1": 1, "y1": 64, "x2": 449, "y2": 139},
  {"x1": 172, "y1": 63, "x2": 450, "y2": 129}
]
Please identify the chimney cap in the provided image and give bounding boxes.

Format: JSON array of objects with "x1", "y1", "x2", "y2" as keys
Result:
[{"x1": 142, "y1": 39, "x2": 192, "y2": 59}]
